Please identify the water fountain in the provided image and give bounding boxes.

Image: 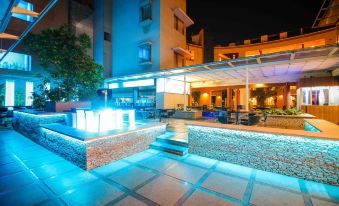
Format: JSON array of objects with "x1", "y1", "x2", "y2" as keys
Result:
[{"x1": 72, "y1": 109, "x2": 135, "y2": 133}]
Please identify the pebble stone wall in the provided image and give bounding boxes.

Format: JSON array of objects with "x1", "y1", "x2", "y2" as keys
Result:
[
  {"x1": 13, "y1": 111, "x2": 166, "y2": 170},
  {"x1": 188, "y1": 125, "x2": 339, "y2": 186}
]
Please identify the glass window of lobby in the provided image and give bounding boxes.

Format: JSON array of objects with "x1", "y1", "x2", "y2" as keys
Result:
[{"x1": 138, "y1": 42, "x2": 152, "y2": 64}]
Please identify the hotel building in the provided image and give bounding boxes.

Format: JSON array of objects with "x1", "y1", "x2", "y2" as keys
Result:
[
  {"x1": 0, "y1": 0, "x2": 113, "y2": 107},
  {"x1": 105, "y1": 0, "x2": 339, "y2": 124},
  {"x1": 0, "y1": 0, "x2": 338, "y2": 124}
]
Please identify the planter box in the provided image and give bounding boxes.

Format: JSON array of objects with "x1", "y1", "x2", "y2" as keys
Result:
[
  {"x1": 265, "y1": 114, "x2": 315, "y2": 129},
  {"x1": 188, "y1": 123, "x2": 339, "y2": 186},
  {"x1": 173, "y1": 110, "x2": 202, "y2": 119},
  {"x1": 46, "y1": 101, "x2": 92, "y2": 112}
]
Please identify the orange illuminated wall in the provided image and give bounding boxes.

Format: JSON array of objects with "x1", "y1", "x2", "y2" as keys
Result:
[
  {"x1": 190, "y1": 83, "x2": 297, "y2": 109},
  {"x1": 214, "y1": 27, "x2": 337, "y2": 61}
]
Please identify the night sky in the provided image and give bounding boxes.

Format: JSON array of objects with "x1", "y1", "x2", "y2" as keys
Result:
[{"x1": 186, "y1": 0, "x2": 324, "y2": 46}]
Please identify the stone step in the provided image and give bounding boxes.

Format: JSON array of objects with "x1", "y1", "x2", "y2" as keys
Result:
[
  {"x1": 150, "y1": 142, "x2": 188, "y2": 156},
  {"x1": 156, "y1": 136, "x2": 188, "y2": 147}
]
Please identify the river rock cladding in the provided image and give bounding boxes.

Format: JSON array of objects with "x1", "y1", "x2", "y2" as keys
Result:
[
  {"x1": 188, "y1": 125, "x2": 339, "y2": 185},
  {"x1": 13, "y1": 111, "x2": 166, "y2": 170}
]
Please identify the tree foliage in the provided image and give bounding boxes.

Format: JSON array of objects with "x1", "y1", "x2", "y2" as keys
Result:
[{"x1": 23, "y1": 25, "x2": 103, "y2": 105}]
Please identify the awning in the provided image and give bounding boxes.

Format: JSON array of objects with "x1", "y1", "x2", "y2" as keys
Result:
[
  {"x1": 105, "y1": 45, "x2": 339, "y2": 87},
  {"x1": 218, "y1": 53, "x2": 230, "y2": 60},
  {"x1": 173, "y1": 47, "x2": 194, "y2": 57},
  {"x1": 173, "y1": 8, "x2": 194, "y2": 27}
]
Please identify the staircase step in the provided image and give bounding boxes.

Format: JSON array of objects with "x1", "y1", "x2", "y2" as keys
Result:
[
  {"x1": 156, "y1": 136, "x2": 188, "y2": 147},
  {"x1": 150, "y1": 142, "x2": 188, "y2": 156}
]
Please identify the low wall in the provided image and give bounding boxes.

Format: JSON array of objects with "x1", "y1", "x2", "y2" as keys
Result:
[
  {"x1": 12, "y1": 111, "x2": 67, "y2": 142},
  {"x1": 188, "y1": 123, "x2": 339, "y2": 185},
  {"x1": 301, "y1": 105, "x2": 339, "y2": 125},
  {"x1": 173, "y1": 111, "x2": 202, "y2": 119},
  {"x1": 13, "y1": 111, "x2": 166, "y2": 170},
  {"x1": 264, "y1": 114, "x2": 315, "y2": 129},
  {"x1": 86, "y1": 125, "x2": 165, "y2": 169},
  {"x1": 40, "y1": 124, "x2": 165, "y2": 170}
]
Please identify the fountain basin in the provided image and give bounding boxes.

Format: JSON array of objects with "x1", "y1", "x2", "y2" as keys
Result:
[{"x1": 13, "y1": 110, "x2": 166, "y2": 170}]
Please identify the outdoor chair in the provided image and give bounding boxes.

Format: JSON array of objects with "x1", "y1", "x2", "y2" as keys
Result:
[
  {"x1": 240, "y1": 113, "x2": 261, "y2": 126},
  {"x1": 217, "y1": 110, "x2": 233, "y2": 124}
]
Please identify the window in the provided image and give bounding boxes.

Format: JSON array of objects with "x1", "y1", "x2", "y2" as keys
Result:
[
  {"x1": 5, "y1": 80, "x2": 14, "y2": 106},
  {"x1": 25, "y1": 81, "x2": 33, "y2": 106},
  {"x1": 174, "y1": 16, "x2": 185, "y2": 35},
  {"x1": 302, "y1": 86, "x2": 339, "y2": 106},
  {"x1": 138, "y1": 43, "x2": 152, "y2": 64},
  {"x1": 140, "y1": 3, "x2": 152, "y2": 22},
  {"x1": 104, "y1": 32, "x2": 111, "y2": 42},
  {"x1": 175, "y1": 54, "x2": 185, "y2": 67},
  {"x1": 156, "y1": 78, "x2": 190, "y2": 94},
  {"x1": 108, "y1": 83, "x2": 118, "y2": 89},
  {"x1": 0, "y1": 52, "x2": 32, "y2": 71},
  {"x1": 12, "y1": 0, "x2": 34, "y2": 22}
]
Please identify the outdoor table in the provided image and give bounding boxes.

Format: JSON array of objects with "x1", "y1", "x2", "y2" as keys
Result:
[{"x1": 229, "y1": 110, "x2": 250, "y2": 125}]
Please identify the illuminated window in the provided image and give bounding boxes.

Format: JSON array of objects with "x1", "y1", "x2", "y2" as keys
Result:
[
  {"x1": 0, "y1": 52, "x2": 32, "y2": 71},
  {"x1": 138, "y1": 43, "x2": 152, "y2": 63},
  {"x1": 25, "y1": 81, "x2": 33, "y2": 106},
  {"x1": 108, "y1": 83, "x2": 118, "y2": 89},
  {"x1": 140, "y1": 3, "x2": 152, "y2": 22},
  {"x1": 329, "y1": 86, "x2": 339, "y2": 105},
  {"x1": 156, "y1": 78, "x2": 190, "y2": 94},
  {"x1": 123, "y1": 79, "x2": 154, "y2": 88},
  {"x1": 5, "y1": 80, "x2": 15, "y2": 106},
  {"x1": 12, "y1": 0, "x2": 34, "y2": 22},
  {"x1": 302, "y1": 88, "x2": 311, "y2": 105}
]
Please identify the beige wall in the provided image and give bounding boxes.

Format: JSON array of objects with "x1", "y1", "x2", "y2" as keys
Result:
[
  {"x1": 186, "y1": 43, "x2": 204, "y2": 66},
  {"x1": 214, "y1": 27, "x2": 338, "y2": 61},
  {"x1": 159, "y1": 0, "x2": 187, "y2": 69},
  {"x1": 156, "y1": 92, "x2": 188, "y2": 109}
]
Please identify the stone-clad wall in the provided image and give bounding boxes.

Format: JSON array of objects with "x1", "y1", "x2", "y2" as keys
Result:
[
  {"x1": 188, "y1": 125, "x2": 339, "y2": 185},
  {"x1": 87, "y1": 124, "x2": 166, "y2": 169},
  {"x1": 13, "y1": 111, "x2": 166, "y2": 170},
  {"x1": 40, "y1": 128, "x2": 87, "y2": 169},
  {"x1": 12, "y1": 111, "x2": 67, "y2": 142},
  {"x1": 39, "y1": 124, "x2": 166, "y2": 170},
  {"x1": 264, "y1": 115, "x2": 315, "y2": 129}
]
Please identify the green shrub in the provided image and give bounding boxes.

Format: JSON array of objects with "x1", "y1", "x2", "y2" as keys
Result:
[{"x1": 263, "y1": 107, "x2": 302, "y2": 116}]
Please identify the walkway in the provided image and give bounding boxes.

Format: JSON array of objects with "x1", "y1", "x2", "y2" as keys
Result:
[{"x1": 0, "y1": 130, "x2": 338, "y2": 206}]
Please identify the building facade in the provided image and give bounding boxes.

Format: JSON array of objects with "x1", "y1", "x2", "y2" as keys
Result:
[{"x1": 0, "y1": 0, "x2": 112, "y2": 107}]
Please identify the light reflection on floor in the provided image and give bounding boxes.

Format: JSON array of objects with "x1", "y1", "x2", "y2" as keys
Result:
[{"x1": 0, "y1": 130, "x2": 338, "y2": 206}]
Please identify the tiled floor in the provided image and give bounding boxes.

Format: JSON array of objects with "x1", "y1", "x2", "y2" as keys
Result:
[{"x1": 0, "y1": 130, "x2": 339, "y2": 206}]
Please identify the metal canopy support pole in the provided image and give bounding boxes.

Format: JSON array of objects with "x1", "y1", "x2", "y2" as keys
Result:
[
  {"x1": 184, "y1": 75, "x2": 187, "y2": 111},
  {"x1": 245, "y1": 68, "x2": 249, "y2": 111}
]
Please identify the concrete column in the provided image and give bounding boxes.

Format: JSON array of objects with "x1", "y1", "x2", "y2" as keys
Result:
[
  {"x1": 227, "y1": 88, "x2": 232, "y2": 109},
  {"x1": 283, "y1": 83, "x2": 291, "y2": 109},
  {"x1": 296, "y1": 88, "x2": 301, "y2": 110},
  {"x1": 94, "y1": 0, "x2": 104, "y2": 66},
  {"x1": 133, "y1": 88, "x2": 139, "y2": 107},
  {"x1": 245, "y1": 68, "x2": 249, "y2": 111},
  {"x1": 183, "y1": 75, "x2": 187, "y2": 111}
]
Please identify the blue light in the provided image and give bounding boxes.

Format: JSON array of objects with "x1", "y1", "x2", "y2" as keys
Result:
[
  {"x1": 0, "y1": 52, "x2": 32, "y2": 71},
  {"x1": 74, "y1": 109, "x2": 136, "y2": 132},
  {"x1": 108, "y1": 83, "x2": 119, "y2": 89},
  {"x1": 122, "y1": 79, "x2": 154, "y2": 88},
  {"x1": 12, "y1": 0, "x2": 34, "y2": 22}
]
